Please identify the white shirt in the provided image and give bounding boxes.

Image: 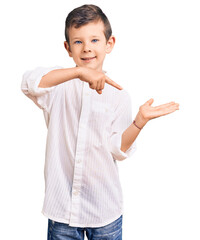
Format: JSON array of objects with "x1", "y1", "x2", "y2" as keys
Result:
[{"x1": 21, "y1": 65, "x2": 136, "y2": 228}]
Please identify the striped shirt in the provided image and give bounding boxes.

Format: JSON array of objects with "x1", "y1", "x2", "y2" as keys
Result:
[{"x1": 21, "y1": 65, "x2": 137, "y2": 228}]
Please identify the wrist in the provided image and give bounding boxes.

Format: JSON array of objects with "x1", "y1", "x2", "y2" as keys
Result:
[
  {"x1": 134, "y1": 111, "x2": 149, "y2": 129},
  {"x1": 76, "y1": 66, "x2": 83, "y2": 79}
]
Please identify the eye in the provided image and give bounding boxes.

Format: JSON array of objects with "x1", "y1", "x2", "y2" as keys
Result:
[
  {"x1": 74, "y1": 40, "x2": 82, "y2": 44},
  {"x1": 92, "y1": 39, "x2": 99, "y2": 43}
]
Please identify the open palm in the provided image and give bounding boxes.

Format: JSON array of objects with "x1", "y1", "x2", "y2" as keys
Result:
[{"x1": 136, "y1": 98, "x2": 179, "y2": 128}]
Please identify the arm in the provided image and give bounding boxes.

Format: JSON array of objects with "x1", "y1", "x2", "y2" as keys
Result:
[
  {"x1": 38, "y1": 67, "x2": 80, "y2": 88},
  {"x1": 38, "y1": 66, "x2": 123, "y2": 94},
  {"x1": 21, "y1": 65, "x2": 123, "y2": 113},
  {"x1": 120, "y1": 98, "x2": 179, "y2": 152}
]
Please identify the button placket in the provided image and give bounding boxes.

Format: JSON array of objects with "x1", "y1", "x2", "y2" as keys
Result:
[{"x1": 69, "y1": 83, "x2": 91, "y2": 225}]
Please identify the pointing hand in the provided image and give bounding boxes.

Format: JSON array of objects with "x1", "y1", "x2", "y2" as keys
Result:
[{"x1": 78, "y1": 67, "x2": 123, "y2": 94}]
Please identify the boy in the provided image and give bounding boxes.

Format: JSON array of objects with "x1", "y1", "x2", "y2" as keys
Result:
[{"x1": 21, "y1": 4, "x2": 179, "y2": 240}]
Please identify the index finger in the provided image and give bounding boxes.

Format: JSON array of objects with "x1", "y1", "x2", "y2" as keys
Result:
[{"x1": 105, "y1": 76, "x2": 123, "y2": 90}]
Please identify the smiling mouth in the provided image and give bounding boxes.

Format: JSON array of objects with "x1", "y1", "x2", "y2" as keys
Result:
[{"x1": 81, "y1": 56, "x2": 96, "y2": 61}]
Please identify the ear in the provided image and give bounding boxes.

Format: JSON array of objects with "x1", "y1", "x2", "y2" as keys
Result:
[
  {"x1": 64, "y1": 41, "x2": 73, "y2": 57},
  {"x1": 105, "y1": 35, "x2": 115, "y2": 54}
]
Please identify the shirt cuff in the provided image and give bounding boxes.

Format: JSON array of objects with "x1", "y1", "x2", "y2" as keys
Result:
[
  {"x1": 108, "y1": 131, "x2": 137, "y2": 161},
  {"x1": 22, "y1": 65, "x2": 63, "y2": 97}
]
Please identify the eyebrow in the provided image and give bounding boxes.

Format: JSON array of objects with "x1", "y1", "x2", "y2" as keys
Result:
[{"x1": 71, "y1": 36, "x2": 100, "y2": 41}]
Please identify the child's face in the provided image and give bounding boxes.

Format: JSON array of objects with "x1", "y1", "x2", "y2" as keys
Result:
[{"x1": 64, "y1": 20, "x2": 115, "y2": 72}]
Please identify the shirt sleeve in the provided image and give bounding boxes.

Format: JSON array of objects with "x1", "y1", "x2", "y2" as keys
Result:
[
  {"x1": 21, "y1": 65, "x2": 64, "y2": 112},
  {"x1": 107, "y1": 92, "x2": 137, "y2": 161}
]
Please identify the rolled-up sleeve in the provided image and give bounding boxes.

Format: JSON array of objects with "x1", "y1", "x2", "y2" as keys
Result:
[
  {"x1": 21, "y1": 65, "x2": 63, "y2": 112},
  {"x1": 108, "y1": 92, "x2": 137, "y2": 161}
]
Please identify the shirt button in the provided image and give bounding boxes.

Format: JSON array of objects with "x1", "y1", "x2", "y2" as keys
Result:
[
  {"x1": 85, "y1": 93, "x2": 89, "y2": 96},
  {"x1": 77, "y1": 159, "x2": 82, "y2": 163},
  {"x1": 73, "y1": 190, "x2": 79, "y2": 195}
]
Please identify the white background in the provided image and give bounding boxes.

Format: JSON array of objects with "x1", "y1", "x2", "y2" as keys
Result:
[{"x1": 0, "y1": 0, "x2": 199, "y2": 239}]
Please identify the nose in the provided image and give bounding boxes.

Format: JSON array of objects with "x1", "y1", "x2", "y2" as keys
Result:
[{"x1": 82, "y1": 42, "x2": 92, "y2": 53}]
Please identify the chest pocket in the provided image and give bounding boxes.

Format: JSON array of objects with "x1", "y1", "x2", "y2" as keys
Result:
[
  {"x1": 89, "y1": 100, "x2": 114, "y2": 146},
  {"x1": 91, "y1": 100, "x2": 114, "y2": 126},
  {"x1": 91, "y1": 100, "x2": 113, "y2": 114},
  {"x1": 91, "y1": 100, "x2": 109, "y2": 112}
]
